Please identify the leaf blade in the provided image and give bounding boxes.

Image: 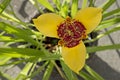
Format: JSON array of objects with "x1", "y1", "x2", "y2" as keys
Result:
[
  {"x1": 61, "y1": 60, "x2": 78, "y2": 80},
  {"x1": 102, "y1": 0, "x2": 116, "y2": 12},
  {"x1": 87, "y1": 44, "x2": 120, "y2": 53},
  {"x1": 37, "y1": 0, "x2": 54, "y2": 12},
  {"x1": 0, "y1": 0, "x2": 11, "y2": 14},
  {"x1": 95, "y1": 18, "x2": 120, "y2": 31},
  {"x1": 42, "y1": 62, "x2": 54, "y2": 80},
  {"x1": 84, "y1": 65, "x2": 104, "y2": 80},
  {"x1": 0, "y1": 22, "x2": 38, "y2": 46},
  {"x1": 103, "y1": 8, "x2": 120, "y2": 18},
  {"x1": 71, "y1": 0, "x2": 78, "y2": 18}
]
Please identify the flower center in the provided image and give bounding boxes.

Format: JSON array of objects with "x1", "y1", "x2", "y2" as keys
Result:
[{"x1": 57, "y1": 17, "x2": 86, "y2": 48}]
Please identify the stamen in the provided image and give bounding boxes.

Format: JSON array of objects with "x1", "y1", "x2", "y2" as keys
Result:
[{"x1": 57, "y1": 17, "x2": 86, "y2": 48}]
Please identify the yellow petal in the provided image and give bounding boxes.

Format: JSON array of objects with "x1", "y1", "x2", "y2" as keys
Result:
[
  {"x1": 61, "y1": 41, "x2": 86, "y2": 74},
  {"x1": 33, "y1": 13, "x2": 64, "y2": 38},
  {"x1": 74, "y1": 7, "x2": 102, "y2": 34}
]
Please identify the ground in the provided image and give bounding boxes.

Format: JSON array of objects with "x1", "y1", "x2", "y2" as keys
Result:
[{"x1": 0, "y1": 0, "x2": 120, "y2": 80}]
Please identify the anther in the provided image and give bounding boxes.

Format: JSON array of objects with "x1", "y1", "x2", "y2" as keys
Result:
[{"x1": 57, "y1": 17, "x2": 86, "y2": 48}]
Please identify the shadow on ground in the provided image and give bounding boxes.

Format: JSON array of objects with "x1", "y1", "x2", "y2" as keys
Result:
[
  {"x1": 87, "y1": 54, "x2": 120, "y2": 80},
  {"x1": 18, "y1": 0, "x2": 29, "y2": 18}
]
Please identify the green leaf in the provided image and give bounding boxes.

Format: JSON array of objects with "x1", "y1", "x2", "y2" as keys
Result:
[
  {"x1": 42, "y1": 61, "x2": 54, "y2": 80},
  {"x1": 88, "y1": 0, "x2": 95, "y2": 7},
  {"x1": 27, "y1": 61, "x2": 48, "y2": 79},
  {"x1": 102, "y1": 0, "x2": 116, "y2": 12},
  {"x1": 0, "y1": 35, "x2": 24, "y2": 42},
  {"x1": 0, "y1": 71, "x2": 13, "y2": 80},
  {"x1": 0, "y1": 48, "x2": 44, "y2": 58},
  {"x1": 16, "y1": 62, "x2": 34, "y2": 80},
  {"x1": 0, "y1": 58, "x2": 28, "y2": 66},
  {"x1": 95, "y1": 18, "x2": 120, "y2": 31},
  {"x1": 84, "y1": 26, "x2": 120, "y2": 43},
  {"x1": 0, "y1": 35, "x2": 14, "y2": 42},
  {"x1": 0, "y1": 48, "x2": 60, "y2": 61},
  {"x1": 53, "y1": 0, "x2": 61, "y2": 10},
  {"x1": 71, "y1": 0, "x2": 78, "y2": 18},
  {"x1": 0, "y1": 12, "x2": 21, "y2": 24},
  {"x1": 84, "y1": 65, "x2": 104, "y2": 80},
  {"x1": 103, "y1": 8, "x2": 120, "y2": 18},
  {"x1": 79, "y1": 70, "x2": 95, "y2": 80},
  {"x1": 82, "y1": 0, "x2": 88, "y2": 9},
  {"x1": 0, "y1": 22, "x2": 38, "y2": 46},
  {"x1": 86, "y1": 44, "x2": 120, "y2": 53},
  {"x1": 29, "y1": 0, "x2": 44, "y2": 14},
  {"x1": 37, "y1": 0, "x2": 54, "y2": 12},
  {"x1": 101, "y1": 18, "x2": 120, "y2": 25},
  {"x1": 0, "y1": 57, "x2": 42, "y2": 66},
  {"x1": 0, "y1": 56, "x2": 11, "y2": 65},
  {"x1": 0, "y1": 0, "x2": 11, "y2": 14},
  {"x1": 59, "y1": 0, "x2": 70, "y2": 17},
  {"x1": 61, "y1": 60, "x2": 78, "y2": 80}
]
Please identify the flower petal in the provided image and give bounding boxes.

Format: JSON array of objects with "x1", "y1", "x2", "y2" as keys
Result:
[
  {"x1": 33, "y1": 13, "x2": 64, "y2": 38},
  {"x1": 74, "y1": 7, "x2": 102, "y2": 34},
  {"x1": 61, "y1": 41, "x2": 86, "y2": 74}
]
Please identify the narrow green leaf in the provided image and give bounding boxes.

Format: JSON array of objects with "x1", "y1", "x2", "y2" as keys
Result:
[
  {"x1": 0, "y1": 22, "x2": 38, "y2": 46},
  {"x1": 59, "y1": 0, "x2": 70, "y2": 17},
  {"x1": 82, "y1": 0, "x2": 88, "y2": 9},
  {"x1": 103, "y1": 8, "x2": 120, "y2": 18},
  {"x1": 0, "y1": 71, "x2": 13, "y2": 80},
  {"x1": 84, "y1": 26, "x2": 120, "y2": 43},
  {"x1": 0, "y1": 12, "x2": 20, "y2": 24},
  {"x1": 0, "y1": 48, "x2": 44, "y2": 58},
  {"x1": 16, "y1": 62, "x2": 34, "y2": 80},
  {"x1": 84, "y1": 65, "x2": 104, "y2": 80},
  {"x1": 95, "y1": 18, "x2": 120, "y2": 31},
  {"x1": 0, "y1": 35, "x2": 14, "y2": 42},
  {"x1": 102, "y1": 0, "x2": 116, "y2": 12},
  {"x1": 37, "y1": 0, "x2": 54, "y2": 12},
  {"x1": 27, "y1": 61, "x2": 48, "y2": 79},
  {"x1": 0, "y1": 56, "x2": 11, "y2": 65},
  {"x1": 0, "y1": 58, "x2": 27, "y2": 66},
  {"x1": 0, "y1": 57, "x2": 40, "y2": 66},
  {"x1": 71, "y1": 0, "x2": 78, "y2": 18},
  {"x1": 86, "y1": 44, "x2": 120, "y2": 53},
  {"x1": 0, "y1": 48, "x2": 60, "y2": 60},
  {"x1": 79, "y1": 70, "x2": 95, "y2": 80},
  {"x1": 0, "y1": 35, "x2": 24, "y2": 42},
  {"x1": 25, "y1": 63, "x2": 37, "y2": 78},
  {"x1": 61, "y1": 60, "x2": 78, "y2": 80},
  {"x1": 101, "y1": 18, "x2": 120, "y2": 25},
  {"x1": 21, "y1": 63, "x2": 33, "y2": 76},
  {"x1": 0, "y1": 0, "x2": 11, "y2": 14},
  {"x1": 29, "y1": 0, "x2": 44, "y2": 13},
  {"x1": 42, "y1": 62, "x2": 54, "y2": 80},
  {"x1": 53, "y1": 0, "x2": 61, "y2": 10},
  {"x1": 88, "y1": 0, "x2": 95, "y2": 7}
]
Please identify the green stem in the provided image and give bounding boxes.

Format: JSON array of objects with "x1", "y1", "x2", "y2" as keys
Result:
[{"x1": 52, "y1": 60, "x2": 68, "y2": 80}]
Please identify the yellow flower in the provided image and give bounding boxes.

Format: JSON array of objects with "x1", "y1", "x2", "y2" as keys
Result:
[{"x1": 33, "y1": 7, "x2": 102, "y2": 74}]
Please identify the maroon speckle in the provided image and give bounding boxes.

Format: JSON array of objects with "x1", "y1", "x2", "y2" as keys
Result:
[{"x1": 57, "y1": 17, "x2": 86, "y2": 48}]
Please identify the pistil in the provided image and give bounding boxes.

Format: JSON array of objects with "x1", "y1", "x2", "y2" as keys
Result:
[{"x1": 57, "y1": 17, "x2": 86, "y2": 48}]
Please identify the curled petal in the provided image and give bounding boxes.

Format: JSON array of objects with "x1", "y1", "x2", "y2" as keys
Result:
[
  {"x1": 74, "y1": 7, "x2": 102, "y2": 34},
  {"x1": 61, "y1": 41, "x2": 86, "y2": 74},
  {"x1": 33, "y1": 13, "x2": 64, "y2": 38}
]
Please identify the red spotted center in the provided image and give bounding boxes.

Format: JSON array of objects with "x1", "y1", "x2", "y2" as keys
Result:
[{"x1": 57, "y1": 17, "x2": 86, "y2": 48}]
